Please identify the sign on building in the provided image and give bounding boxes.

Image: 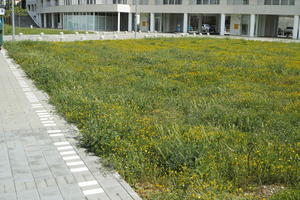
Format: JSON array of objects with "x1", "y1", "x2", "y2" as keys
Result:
[{"x1": 0, "y1": 8, "x2": 5, "y2": 16}]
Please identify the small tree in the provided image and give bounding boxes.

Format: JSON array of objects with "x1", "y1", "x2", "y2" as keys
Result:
[
  {"x1": 15, "y1": 6, "x2": 27, "y2": 27},
  {"x1": 4, "y1": 8, "x2": 11, "y2": 24}
]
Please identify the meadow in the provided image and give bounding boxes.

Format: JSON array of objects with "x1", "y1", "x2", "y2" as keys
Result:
[
  {"x1": 4, "y1": 24, "x2": 88, "y2": 35},
  {"x1": 5, "y1": 38, "x2": 300, "y2": 200}
]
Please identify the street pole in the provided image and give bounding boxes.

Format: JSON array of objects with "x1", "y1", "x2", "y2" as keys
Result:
[
  {"x1": 11, "y1": 0, "x2": 15, "y2": 41},
  {"x1": 134, "y1": 0, "x2": 137, "y2": 38}
]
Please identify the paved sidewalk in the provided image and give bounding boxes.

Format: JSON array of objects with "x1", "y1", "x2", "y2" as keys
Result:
[
  {"x1": 4, "y1": 31, "x2": 300, "y2": 43},
  {"x1": 0, "y1": 50, "x2": 141, "y2": 200}
]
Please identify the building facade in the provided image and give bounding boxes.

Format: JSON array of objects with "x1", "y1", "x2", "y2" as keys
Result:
[{"x1": 26, "y1": 0, "x2": 300, "y2": 39}]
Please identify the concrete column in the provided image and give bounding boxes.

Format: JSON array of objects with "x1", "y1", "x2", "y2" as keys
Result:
[
  {"x1": 298, "y1": 19, "x2": 300, "y2": 40},
  {"x1": 255, "y1": 15, "x2": 259, "y2": 36},
  {"x1": 44, "y1": 14, "x2": 47, "y2": 28},
  {"x1": 250, "y1": 14, "x2": 256, "y2": 37},
  {"x1": 117, "y1": 12, "x2": 120, "y2": 32},
  {"x1": 51, "y1": 13, "x2": 54, "y2": 28},
  {"x1": 60, "y1": 13, "x2": 63, "y2": 29},
  {"x1": 293, "y1": 15, "x2": 299, "y2": 39},
  {"x1": 128, "y1": 13, "x2": 132, "y2": 31},
  {"x1": 150, "y1": 13, "x2": 155, "y2": 32},
  {"x1": 220, "y1": 13, "x2": 225, "y2": 36},
  {"x1": 183, "y1": 13, "x2": 188, "y2": 33},
  {"x1": 135, "y1": 14, "x2": 140, "y2": 32}
]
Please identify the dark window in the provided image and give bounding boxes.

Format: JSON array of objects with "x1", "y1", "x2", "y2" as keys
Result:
[{"x1": 264, "y1": 0, "x2": 271, "y2": 4}]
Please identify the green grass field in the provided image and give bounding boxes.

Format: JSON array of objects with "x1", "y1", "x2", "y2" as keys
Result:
[
  {"x1": 5, "y1": 38, "x2": 300, "y2": 200},
  {"x1": 4, "y1": 24, "x2": 89, "y2": 35}
]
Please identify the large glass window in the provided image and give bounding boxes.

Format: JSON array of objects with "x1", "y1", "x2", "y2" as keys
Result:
[
  {"x1": 113, "y1": 0, "x2": 127, "y2": 4},
  {"x1": 87, "y1": 0, "x2": 95, "y2": 4},
  {"x1": 163, "y1": 0, "x2": 182, "y2": 4},
  {"x1": 264, "y1": 0, "x2": 271, "y2": 4},
  {"x1": 133, "y1": 0, "x2": 147, "y2": 4},
  {"x1": 139, "y1": 0, "x2": 149, "y2": 4},
  {"x1": 197, "y1": 0, "x2": 219, "y2": 4},
  {"x1": 289, "y1": 0, "x2": 295, "y2": 5},
  {"x1": 227, "y1": 0, "x2": 248, "y2": 5},
  {"x1": 260, "y1": 0, "x2": 295, "y2": 4}
]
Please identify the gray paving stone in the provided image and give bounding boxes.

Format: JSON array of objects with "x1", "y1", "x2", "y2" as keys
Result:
[
  {"x1": 15, "y1": 181, "x2": 27, "y2": 192},
  {"x1": 0, "y1": 193, "x2": 17, "y2": 200},
  {"x1": 5, "y1": 183, "x2": 16, "y2": 194},
  {"x1": 64, "y1": 176, "x2": 76, "y2": 185},
  {"x1": 0, "y1": 180, "x2": 15, "y2": 193},
  {"x1": 45, "y1": 178, "x2": 57, "y2": 187},
  {"x1": 24, "y1": 180, "x2": 36, "y2": 190},
  {"x1": 97, "y1": 178, "x2": 134, "y2": 200},
  {"x1": 55, "y1": 176, "x2": 69, "y2": 186},
  {"x1": 35, "y1": 178, "x2": 47, "y2": 189},
  {"x1": 32, "y1": 169, "x2": 53, "y2": 178},
  {"x1": 0, "y1": 166, "x2": 12, "y2": 179},
  {"x1": 38, "y1": 186, "x2": 63, "y2": 200},
  {"x1": 49, "y1": 165, "x2": 72, "y2": 177},
  {"x1": 17, "y1": 189, "x2": 40, "y2": 200},
  {"x1": 57, "y1": 184, "x2": 84, "y2": 200},
  {"x1": 86, "y1": 193, "x2": 111, "y2": 200}
]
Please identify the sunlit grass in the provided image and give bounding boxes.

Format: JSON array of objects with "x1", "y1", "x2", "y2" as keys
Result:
[{"x1": 5, "y1": 38, "x2": 300, "y2": 200}]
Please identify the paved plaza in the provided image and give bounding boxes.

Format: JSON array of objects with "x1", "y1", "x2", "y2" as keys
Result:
[{"x1": 0, "y1": 50, "x2": 141, "y2": 200}]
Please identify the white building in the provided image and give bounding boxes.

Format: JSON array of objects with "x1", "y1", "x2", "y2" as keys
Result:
[{"x1": 26, "y1": 0, "x2": 300, "y2": 39}]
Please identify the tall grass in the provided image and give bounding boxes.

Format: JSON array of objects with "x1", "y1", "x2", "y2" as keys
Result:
[{"x1": 5, "y1": 38, "x2": 300, "y2": 199}]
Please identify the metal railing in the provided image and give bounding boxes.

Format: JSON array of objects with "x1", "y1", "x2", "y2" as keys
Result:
[{"x1": 27, "y1": 10, "x2": 42, "y2": 27}]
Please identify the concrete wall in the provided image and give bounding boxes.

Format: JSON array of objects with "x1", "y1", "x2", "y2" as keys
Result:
[{"x1": 36, "y1": 0, "x2": 300, "y2": 15}]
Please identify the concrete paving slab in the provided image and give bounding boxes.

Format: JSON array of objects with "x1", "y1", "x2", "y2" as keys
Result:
[
  {"x1": 0, "y1": 193, "x2": 18, "y2": 200},
  {"x1": 17, "y1": 189, "x2": 40, "y2": 200}
]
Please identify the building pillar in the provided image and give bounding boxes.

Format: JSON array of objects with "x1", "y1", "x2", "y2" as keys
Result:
[
  {"x1": 250, "y1": 14, "x2": 255, "y2": 37},
  {"x1": 117, "y1": 12, "x2": 120, "y2": 32},
  {"x1": 51, "y1": 13, "x2": 54, "y2": 28},
  {"x1": 128, "y1": 13, "x2": 132, "y2": 31},
  {"x1": 60, "y1": 13, "x2": 63, "y2": 29},
  {"x1": 183, "y1": 13, "x2": 188, "y2": 33},
  {"x1": 220, "y1": 13, "x2": 225, "y2": 35},
  {"x1": 135, "y1": 13, "x2": 140, "y2": 32},
  {"x1": 255, "y1": 15, "x2": 259, "y2": 36},
  {"x1": 293, "y1": 15, "x2": 299, "y2": 39},
  {"x1": 150, "y1": 13, "x2": 155, "y2": 32},
  {"x1": 44, "y1": 14, "x2": 47, "y2": 28},
  {"x1": 298, "y1": 18, "x2": 300, "y2": 40}
]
